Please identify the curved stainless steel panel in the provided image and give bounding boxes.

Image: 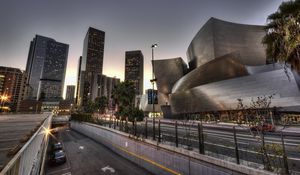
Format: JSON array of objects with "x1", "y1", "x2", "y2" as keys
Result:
[
  {"x1": 187, "y1": 17, "x2": 266, "y2": 70},
  {"x1": 153, "y1": 57, "x2": 187, "y2": 95},
  {"x1": 172, "y1": 52, "x2": 249, "y2": 93},
  {"x1": 170, "y1": 67, "x2": 300, "y2": 114},
  {"x1": 245, "y1": 63, "x2": 283, "y2": 75}
]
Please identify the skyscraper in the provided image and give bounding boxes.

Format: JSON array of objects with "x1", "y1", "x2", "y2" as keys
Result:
[
  {"x1": 25, "y1": 35, "x2": 68, "y2": 110},
  {"x1": 92, "y1": 74, "x2": 120, "y2": 100},
  {"x1": 75, "y1": 56, "x2": 82, "y2": 105},
  {"x1": 77, "y1": 27, "x2": 105, "y2": 106},
  {"x1": 66, "y1": 85, "x2": 75, "y2": 102},
  {"x1": 125, "y1": 50, "x2": 144, "y2": 95},
  {"x1": 0, "y1": 66, "x2": 27, "y2": 111}
]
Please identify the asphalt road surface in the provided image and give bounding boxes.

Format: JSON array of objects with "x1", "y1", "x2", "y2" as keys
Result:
[
  {"x1": 100, "y1": 119, "x2": 300, "y2": 173},
  {"x1": 45, "y1": 128, "x2": 153, "y2": 175},
  {"x1": 145, "y1": 121, "x2": 300, "y2": 173},
  {"x1": 0, "y1": 113, "x2": 48, "y2": 170}
]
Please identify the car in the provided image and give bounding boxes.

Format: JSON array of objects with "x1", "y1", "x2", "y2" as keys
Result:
[
  {"x1": 49, "y1": 150, "x2": 67, "y2": 165},
  {"x1": 51, "y1": 142, "x2": 63, "y2": 151},
  {"x1": 50, "y1": 128, "x2": 59, "y2": 135},
  {"x1": 250, "y1": 124, "x2": 275, "y2": 132}
]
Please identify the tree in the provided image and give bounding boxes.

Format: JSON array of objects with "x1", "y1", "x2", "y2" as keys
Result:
[
  {"x1": 236, "y1": 95, "x2": 290, "y2": 173},
  {"x1": 94, "y1": 96, "x2": 108, "y2": 114},
  {"x1": 112, "y1": 81, "x2": 135, "y2": 107},
  {"x1": 128, "y1": 107, "x2": 144, "y2": 122},
  {"x1": 262, "y1": 0, "x2": 300, "y2": 74},
  {"x1": 85, "y1": 100, "x2": 96, "y2": 113},
  {"x1": 112, "y1": 81, "x2": 136, "y2": 119}
]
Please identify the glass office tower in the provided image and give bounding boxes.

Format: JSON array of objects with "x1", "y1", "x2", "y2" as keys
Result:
[
  {"x1": 77, "y1": 27, "x2": 105, "y2": 106},
  {"x1": 125, "y1": 50, "x2": 144, "y2": 95},
  {"x1": 25, "y1": 35, "x2": 69, "y2": 104}
]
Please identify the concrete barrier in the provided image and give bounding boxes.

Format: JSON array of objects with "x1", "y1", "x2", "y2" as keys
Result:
[
  {"x1": 71, "y1": 121, "x2": 274, "y2": 175},
  {"x1": 1, "y1": 114, "x2": 52, "y2": 175}
]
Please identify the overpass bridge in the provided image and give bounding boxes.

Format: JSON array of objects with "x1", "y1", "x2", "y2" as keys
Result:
[
  {"x1": 0, "y1": 113, "x2": 52, "y2": 175},
  {"x1": 0, "y1": 114, "x2": 279, "y2": 175}
]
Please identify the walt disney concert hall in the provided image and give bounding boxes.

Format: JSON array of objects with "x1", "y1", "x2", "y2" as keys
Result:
[{"x1": 154, "y1": 18, "x2": 300, "y2": 116}]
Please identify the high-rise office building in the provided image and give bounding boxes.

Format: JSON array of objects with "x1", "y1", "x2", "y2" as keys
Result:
[
  {"x1": 0, "y1": 66, "x2": 27, "y2": 111},
  {"x1": 90, "y1": 74, "x2": 120, "y2": 110},
  {"x1": 66, "y1": 85, "x2": 75, "y2": 102},
  {"x1": 0, "y1": 74, "x2": 5, "y2": 95},
  {"x1": 125, "y1": 50, "x2": 144, "y2": 95},
  {"x1": 77, "y1": 27, "x2": 105, "y2": 106},
  {"x1": 92, "y1": 74, "x2": 120, "y2": 100},
  {"x1": 25, "y1": 35, "x2": 69, "y2": 110},
  {"x1": 75, "y1": 56, "x2": 82, "y2": 105}
]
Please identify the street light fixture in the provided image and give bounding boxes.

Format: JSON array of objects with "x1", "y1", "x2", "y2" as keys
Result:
[{"x1": 0, "y1": 95, "x2": 9, "y2": 111}]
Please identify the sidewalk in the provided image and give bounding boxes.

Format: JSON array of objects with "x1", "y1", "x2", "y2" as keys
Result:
[
  {"x1": 208, "y1": 122, "x2": 300, "y2": 133},
  {"x1": 159, "y1": 118, "x2": 300, "y2": 134},
  {"x1": 275, "y1": 125, "x2": 300, "y2": 134}
]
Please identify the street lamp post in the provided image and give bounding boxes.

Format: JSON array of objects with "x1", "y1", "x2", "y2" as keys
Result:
[
  {"x1": 151, "y1": 44, "x2": 158, "y2": 115},
  {"x1": 151, "y1": 43, "x2": 158, "y2": 140}
]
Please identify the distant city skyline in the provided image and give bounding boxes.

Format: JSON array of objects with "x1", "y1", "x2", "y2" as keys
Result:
[{"x1": 0, "y1": 0, "x2": 283, "y2": 97}]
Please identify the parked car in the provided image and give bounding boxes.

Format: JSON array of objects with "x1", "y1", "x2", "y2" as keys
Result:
[
  {"x1": 250, "y1": 124, "x2": 275, "y2": 132},
  {"x1": 51, "y1": 142, "x2": 63, "y2": 151},
  {"x1": 49, "y1": 150, "x2": 67, "y2": 165}
]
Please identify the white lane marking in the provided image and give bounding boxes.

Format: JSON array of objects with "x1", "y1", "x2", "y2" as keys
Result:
[
  {"x1": 101, "y1": 165, "x2": 115, "y2": 173},
  {"x1": 61, "y1": 172, "x2": 71, "y2": 175},
  {"x1": 79, "y1": 146, "x2": 84, "y2": 149},
  {"x1": 66, "y1": 130, "x2": 70, "y2": 132},
  {"x1": 125, "y1": 142, "x2": 128, "y2": 147}
]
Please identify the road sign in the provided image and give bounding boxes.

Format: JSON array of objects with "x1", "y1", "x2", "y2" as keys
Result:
[{"x1": 147, "y1": 90, "x2": 158, "y2": 104}]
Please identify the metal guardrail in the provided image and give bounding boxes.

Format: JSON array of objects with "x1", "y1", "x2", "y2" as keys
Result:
[{"x1": 0, "y1": 114, "x2": 52, "y2": 175}]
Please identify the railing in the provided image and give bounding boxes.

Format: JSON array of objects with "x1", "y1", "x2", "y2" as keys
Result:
[
  {"x1": 76, "y1": 115, "x2": 300, "y2": 175},
  {"x1": 0, "y1": 114, "x2": 52, "y2": 175}
]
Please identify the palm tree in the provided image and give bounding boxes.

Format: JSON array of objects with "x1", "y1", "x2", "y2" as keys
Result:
[
  {"x1": 94, "y1": 96, "x2": 108, "y2": 114},
  {"x1": 112, "y1": 81, "x2": 135, "y2": 119},
  {"x1": 262, "y1": 0, "x2": 300, "y2": 73},
  {"x1": 112, "y1": 81, "x2": 135, "y2": 107}
]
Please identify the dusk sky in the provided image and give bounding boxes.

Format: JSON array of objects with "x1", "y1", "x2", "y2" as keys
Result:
[{"x1": 0, "y1": 0, "x2": 283, "y2": 97}]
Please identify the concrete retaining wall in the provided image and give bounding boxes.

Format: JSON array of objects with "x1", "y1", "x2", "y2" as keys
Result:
[{"x1": 71, "y1": 122, "x2": 274, "y2": 175}]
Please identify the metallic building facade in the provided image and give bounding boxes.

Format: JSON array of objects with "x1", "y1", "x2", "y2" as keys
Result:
[
  {"x1": 170, "y1": 63, "x2": 300, "y2": 114},
  {"x1": 125, "y1": 50, "x2": 144, "y2": 95},
  {"x1": 78, "y1": 27, "x2": 105, "y2": 106},
  {"x1": 153, "y1": 18, "x2": 300, "y2": 115},
  {"x1": 25, "y1": 35, "x2": 69, "y2": 103},
  {"x1": 153, "y1": 57, "x2": 187, "y2": 95},
  {"x1": 186, "y1": 18, "x2": 266, "y2": 69}
]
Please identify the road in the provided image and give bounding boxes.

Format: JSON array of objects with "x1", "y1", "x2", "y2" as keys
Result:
[
  {"x1": 98, "y1": 118, "x2": 300, "y2": 172},
  {"x1": 0, "y1": 113, "x2": 48, "y2": 170},
  {"x1": 45, "y1": 128, "x2": 153, "y2": 175},
  {"x1": 145, "y1": 121, "x2": 300, "y2": 172}
]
